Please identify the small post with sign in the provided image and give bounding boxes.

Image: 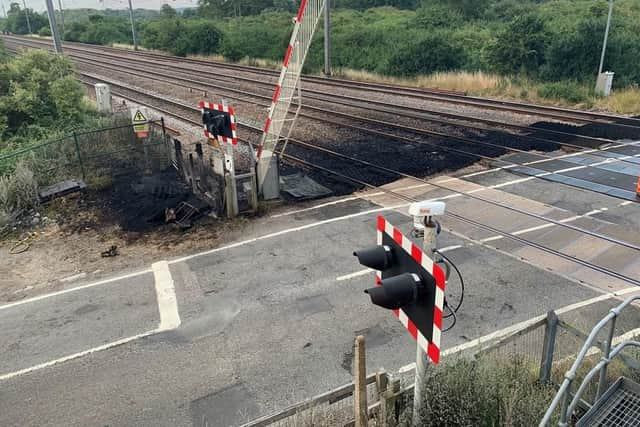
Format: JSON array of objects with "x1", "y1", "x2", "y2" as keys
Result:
[
  {"x1": 199, "y1": 99, "x2": 239, "y2": 217},
  {"x1": 131, "y1": 107, "x2": 152, "y2": 175}
]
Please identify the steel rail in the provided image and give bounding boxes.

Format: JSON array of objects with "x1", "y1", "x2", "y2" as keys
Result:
[
  {"x1": 6, "y1": 35, "x2": 640, "y2": 128},
  {"x1": 79, "y1": 76, "x2": 640, "y2": 257}
]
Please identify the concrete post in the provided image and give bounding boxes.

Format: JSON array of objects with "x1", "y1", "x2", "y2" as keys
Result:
[
  {"x1": 323, "y1": 0, "x2": 331, "y2": 76},
  {"x1": 57, "y1": 0, "x2": 64, "y2": 37},
  {"x1": 412, "y1": 216, "x2": 438, "y2": 426},
  {"x1": 127, "y1": 0, "x2": 138, "y2": 50},
  {"x1": 22, "y1": 0, "x2": 31, "y2": 34},
  {"x1": 222, "y1": 99, "x2": 238, "y2": 217},
  {"x1": 44, "y1": 0, "x2": 62, "y2": 53}
]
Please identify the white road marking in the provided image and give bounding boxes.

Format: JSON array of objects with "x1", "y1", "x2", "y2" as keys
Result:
[
  {"x1": 436, "y1": 142, "x2": 640, "y2": 184},
  {"x1": 170, "y1": 202, "x2": 410, "y2": 264},
  {"x1": 479, "y1": 207, "x2": 609, "y2": 244},
  {"x1": 152, "y1": 261, "x2": 181, "y2": 330},
  {"x1": 0, "y1": 261, "x2": 181, "y2": 382},
  {"x1": 271, "y1": 196, "x2": 365, "y2": 218},
  {"x1": 336, "y1": 269, "x2": 373, "y2": 281},
  {"x1": 0, "y1": 268, "x2": 152, "y2": 311},
  {"x1": 438, "y1": 244, "x2": 464, "y2": 253},
  {"x1": 0, "y1": 329, "x2": 159, "y2": 381},
  {"x1": 398, "y1": 286, "x2": 640, "y2": 373}
]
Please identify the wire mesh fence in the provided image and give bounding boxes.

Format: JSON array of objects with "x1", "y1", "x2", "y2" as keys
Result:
[{"x1": 0, "y1": 117, "x2": 171, "y2": 191}]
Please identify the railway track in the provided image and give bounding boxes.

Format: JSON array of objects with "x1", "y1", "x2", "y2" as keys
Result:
[
  {"x1": 5, "y1": 35, "x2": 640, "y2": 130},
  {"x1": 73, "y1": 64, "x2": 640, "y2": 202},
  {"x1": 76, "y1": 74, "x2": 640, "y2": 290},
  {"x1": 6, "y1": 37, "x2": 639, "y2": 200}
]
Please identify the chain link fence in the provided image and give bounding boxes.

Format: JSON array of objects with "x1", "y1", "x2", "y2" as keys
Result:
[{"x1": 0, "y1": 116, "x2": 170, "y2": 190}]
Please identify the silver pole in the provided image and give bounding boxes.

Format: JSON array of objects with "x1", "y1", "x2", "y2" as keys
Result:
[
  {"x1": 44, "y1": 0, "x2": 62, "y2": 53},
  {"x1": 57, "y1": 0, "x2": 64, "y2": 37},
  {"x1": 323, "y1": 0, "x2": 331, "y2": 76},
  {"x1": 597, "y1": 0, "x2": 614, "y2": 75},
  {"x1": 22, "y1": 0, "x2": 31, "y2": 34},
  {"x1": 412, "y1": 217, "x2": 438, "y2": 426},
  {"x1": 2, "y1": 4, "x2": 7, "y2": 19},
  {"x1": 127, "y1": 0, "x2": 138, "y2": 50}
]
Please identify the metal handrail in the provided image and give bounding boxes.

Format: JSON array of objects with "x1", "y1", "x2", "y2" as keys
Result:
[
  {"x1": 539, "y1": 295, "x2": 640, "y2": 426},
  {"x1": 566, "y1": 340, "x2": 640, "y2": 418}
]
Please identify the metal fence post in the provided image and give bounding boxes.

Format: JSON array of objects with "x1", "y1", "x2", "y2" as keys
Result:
[
  {"x1": 539, "y1": 310, "x2": 559, "y2": 384},
  {"x1": 596, "y1": 316, "x2": 617, "y2": 399},
  {"x1": 72, "y1": 132, "x2": 86, "y2": 181}
]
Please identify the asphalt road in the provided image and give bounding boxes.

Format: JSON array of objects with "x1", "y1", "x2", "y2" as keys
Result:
[{"x1": 1, "y1": 157, "x2": 639, "y2": 426}]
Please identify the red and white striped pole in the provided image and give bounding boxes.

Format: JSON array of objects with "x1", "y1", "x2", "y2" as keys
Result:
[{"x1": 257, "y1": 0, "x2": 309, "y2": 161}]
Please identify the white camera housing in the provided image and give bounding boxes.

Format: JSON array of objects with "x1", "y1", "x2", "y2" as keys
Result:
[
  {"x1": 408, "y1": 201, "x2": 446, "y2": 217},
  {"x1": 409, "y1": 201, "x2": 446, "y2": 232}
]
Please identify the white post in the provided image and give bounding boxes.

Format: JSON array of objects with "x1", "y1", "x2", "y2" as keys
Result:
[
  {"x1": 412, "y1": 215, "x2": 438, "y2": 426},
  {"x1": 222, "y1": 99, "x2": 238, "y2": 217},
  {"x1": 323, "y1": 0, "x2": 331, "y2": 76},
  {"x1": 127, "y1": 0, "x2": 138, "y2": 50},
  {"x1": 44, "y1": 0, "x2": 62, "y2": 53},
  {"x1": 22, "y1": 0, "x2": 31, "y2": 34},
  {"x1": 598, "y1": 0, "x2": 614, "y2": 76}
]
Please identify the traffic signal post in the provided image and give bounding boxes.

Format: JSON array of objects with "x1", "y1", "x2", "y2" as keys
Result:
[
  {"x1": 412, "y1": 202, "x2": 443, "y2": 425},
  {"x1": 354, "y1": 201, "x2": 447, "y2": 426}
]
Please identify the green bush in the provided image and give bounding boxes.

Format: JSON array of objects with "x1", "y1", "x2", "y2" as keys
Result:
[
  {"x1": 37, "y1": 26, "x2": 51, "y2": 37},
  {"x1": 487, "y1": 14, "x2": 548, "y2": 76},
  {"x1": 384, "y1": 32, "x2": 466, "y2": 76},
  {"x1": 538, "y1": 81, "x2": 592, "y2": 104},
  {"x1": 0, "y1": 161, "x2": 39, "y2": 226},
  {"x1": 404, "y1": 356, "x2": 557, "y2": 427}
]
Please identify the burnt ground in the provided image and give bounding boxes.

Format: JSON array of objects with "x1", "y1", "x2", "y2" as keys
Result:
[
  {"x1": 0, "y1": 168, "x2": 244, "y2": 302},
  {"x1": 278, "y1": 116, "x2": 630, "y2": 197}
]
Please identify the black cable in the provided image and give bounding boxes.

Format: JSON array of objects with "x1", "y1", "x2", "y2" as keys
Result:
[
  {"x1": 442, "y1": 302, "x2": 457, "y2": 332},
  {"x1": 434, "y1": 249, "x2": 465, "y2": 316}
]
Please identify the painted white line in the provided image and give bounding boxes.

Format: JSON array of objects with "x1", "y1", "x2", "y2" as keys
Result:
[
  {"x1": 271, "y1": 196, "x2": 370, "y2": 218},
  {"x1": 0, "y1": 268, "x2": 152, "y2": 311},
  {"x1": 152, "y1": 261, "x2": 181, "y2": 330},
  {"x1": 435, "y1": 142, "x2": 640, "y2": 184},
  {"x1": 478, "y1": 207, "x2": 608, "y2": 244},
  {"x1": 438, "y1": 244, "x2": 464, "y2": 253},
  {"x1": 0, "y1": 261, "x2": 182, "y2": 382},
  {"x1": 336, "y1": 269, "x2": 373, "y2": 281},
  {"x1": 169, "y1": 203, "x2": 410, "y2": 265},
  {"x1": 0, "y1": 329, "x2": 159, "y2": 381},
  {"x1": 398, "y1": 286, "x2": 640, "y2": 373}
]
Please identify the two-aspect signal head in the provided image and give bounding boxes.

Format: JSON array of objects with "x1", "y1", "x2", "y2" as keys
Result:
[
  {"x1": 365, "y1": 273, "x2": 424, "y2": 310},
  {"x1": 353, "y1": 245, "x2": 392, "y2": 271}
]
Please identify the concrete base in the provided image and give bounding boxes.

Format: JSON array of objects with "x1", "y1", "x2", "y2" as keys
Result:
[{"x1": 257, "y1": 152, "x2": 280, "y2": 201}]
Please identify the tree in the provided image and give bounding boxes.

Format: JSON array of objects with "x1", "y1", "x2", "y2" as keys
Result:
[
  {"x1": 385, "y1": 32, "x2": 466, "y2": 76},
  {"x1": 0, "y1": 50, "x2": 85, "y2": 140},
  {"x1": 487, "y1": 14, "x2": 548, "y2": 76},
  {"x1": 160, "y1": 4, "x2": 178, "y2": 19},
  {"x1": 5, "y1": 3, "x2": 48, "y2": 35}
]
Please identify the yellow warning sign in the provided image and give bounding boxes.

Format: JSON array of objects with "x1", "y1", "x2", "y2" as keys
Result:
[
  {"x1": 132, "y1": 110, "x2": 147, "y2": 122},
  {"x1": 131, "y1": 108, "x2": 150, "y2": 138}
]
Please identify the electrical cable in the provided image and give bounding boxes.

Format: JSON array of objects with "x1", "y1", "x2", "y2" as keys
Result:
[
  {"x1": 434, "y1": 248, "x2": 465, "y2": 319},
  {"x1": 442, "y1": 302, "x2": 457, "y2": 332}
]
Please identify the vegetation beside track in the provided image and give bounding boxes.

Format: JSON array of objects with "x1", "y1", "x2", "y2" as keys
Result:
[{"x1": 1, "y1": 1, "x2": 639, "y2": 112}]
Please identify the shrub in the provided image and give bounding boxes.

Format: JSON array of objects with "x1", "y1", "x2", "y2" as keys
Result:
[
  {"x1": 0, "y1": 162, "x2": 39, "y2": 226},
  {"x1": 487, "y1": 14, "x2": 548, "y2": 76},
  {"x1": 538, "y1": 81, "x2": 592, "y2": 104},
  {"x1": 384, "y1": 32, "x2": 466, "y2": 77},
  {"x1": 403, "y1": 356, "x2": 557, "y2": 427},
  {"x1": 37, "y1": 26, "x2": 51, "y2": 37}
]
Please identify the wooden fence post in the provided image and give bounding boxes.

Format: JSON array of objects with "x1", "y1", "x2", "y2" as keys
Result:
[
  {"x1": 539, "y1": 310, "x2": 559, "y2": 384},
  {"x1": 354, "y1": 335, "x2": 368, "y2": 427}
]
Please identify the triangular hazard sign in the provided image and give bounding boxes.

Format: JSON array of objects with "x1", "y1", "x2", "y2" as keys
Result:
[{"x1": 133, "y1": 110, "x2": 146, "y2": 122}]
